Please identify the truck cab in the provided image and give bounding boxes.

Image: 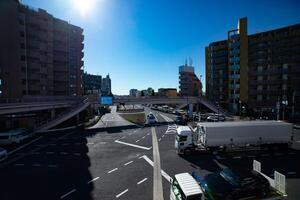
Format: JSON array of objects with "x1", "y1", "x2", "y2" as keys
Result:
[
  {"x1": 170, "y1": 173, "x2": 204, "y2": 200},
  {"x1": 175, "y1": 126, "x2": 193, "y2": 155}
]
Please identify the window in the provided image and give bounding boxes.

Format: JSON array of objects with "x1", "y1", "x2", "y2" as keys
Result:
[
  {"x1": 20, "y1": 55, "x2": 25, "y2": 61},
  {"x1": 20, "y1": 31, "x2": 25, "y2": 37},
  {"x1": 20, "y1": 43, "x2": 25, "y2": 49}
]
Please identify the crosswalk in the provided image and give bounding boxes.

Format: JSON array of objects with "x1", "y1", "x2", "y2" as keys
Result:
[{"x1": 165, "y1": 124, "x2": 177, "y2": 134}]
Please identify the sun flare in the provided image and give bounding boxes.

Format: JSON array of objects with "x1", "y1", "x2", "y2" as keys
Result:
[{"x1": 73, "y1": 0, "x2": 95, "y2": 17}]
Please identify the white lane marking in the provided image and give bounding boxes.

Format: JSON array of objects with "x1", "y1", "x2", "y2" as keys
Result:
[
  {"x1": 8, "y1": 136, "x2": 43, "y2": 156},
  {"x1": 287, "y1": 172, "x2": 296, "y2": 175},
  {"x1": 147, "y1": 133, "x2": 150, "y2": 136},
  {"x1": 116, "y1": 189, "x2": 128, "y2": 198},
  {"x1": 162, "y1": 135, "x2": 165, "y2": 138},
  {"x1": 233, "y1": 156, "x2": 242, "y2": 159},
  {"x1": 87, "y1": 142, "x2": 94, "y2": 145},
  {"x1": 142, "y1": 136, "x2": 145, "y2": 139},
  {"x1": 87, "y1": 177, "x2": 99, "y2": 183},
  {"x1": 60, "y1": 152, "x2": 68, "y2": 155},
  {"x1": 73, "y1": 153, "x2": 81, "y2": 156},
  {"x1": 137, "y1": 178, "x2": 148, "y2": 185},
  {"x1": 158, "y1": 138, "x2": 161, "y2": 142},
  {"x1": 32, "y1": 164, "x2": 41, "y2": 167},
  {"x1": 135, "y1": 140, "x2": 140, "y2": 143},
  {"x1": 124, "y1": 161, "x2": 133, "y2": 166},
  {"x1": 100, "y1": 142, "x2": 107, "y2": 144},
  {"x1": 60, "y1": 189, "x2": 76, "y2": 199},
  {"x1": 108, "y1": 168, "x2": 118, "y2": 174},
  {"x1": 215, "y1": 155, "x2": 225, "y2": 160},
  {"x1": 15, "y1": 164, "x2": 24, "y2": 166},
  {"x1": 121, "y1": 136, "x2": 126, "y2": 139},
  {"x1": 129, "y1": 133, "x2": 132, "y2": 136},
  {"x1": 142, "y1": 155, "x2": 172, "y2": 183},
  {"x1": 134, "y1": 130, "x2": 137, "y2": 133},
  {"x1": 115, "y1": 140, "x2": 151, "y2": 150},
  {"x1": 48, "y1": 165, "x2": 57, "y2": 168},
  {"x1": 46, "y1": 152, "x2": 54, "y2": 154}
]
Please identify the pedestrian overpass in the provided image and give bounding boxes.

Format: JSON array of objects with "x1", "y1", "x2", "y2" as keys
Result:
[
  {"x1": 0, "y1": 95, "x2": 229, "y2": 132},
  {"x1": 112, "y1": 96, "x2": 230, "y2": 117}
]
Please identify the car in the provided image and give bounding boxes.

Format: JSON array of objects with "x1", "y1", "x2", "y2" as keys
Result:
[
  {"x1": 0, "y1": 147, "x2": 8, "y2": 162},
  {"x1": 196, "y1": 168, "x2": 270, "y2": 200},
  {"x1": 147, "y1": 113, "x2": 156, "y2": 124},
  {"x1": 207, "y1": 115, "x2": 225, "y2": 122}
]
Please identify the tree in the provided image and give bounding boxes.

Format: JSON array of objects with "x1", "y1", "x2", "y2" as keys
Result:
[{"x1": 151, "y1": 90, "x2": 155, "y2": 96}]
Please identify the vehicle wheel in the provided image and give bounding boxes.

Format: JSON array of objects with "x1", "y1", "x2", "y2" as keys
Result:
[{"x1": 184, "y1": 149, "x2": 192, "y2": 156}]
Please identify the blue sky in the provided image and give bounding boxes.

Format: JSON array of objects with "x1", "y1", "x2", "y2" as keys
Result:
[{"x1": 23, "y1": 0, "x2": 300, "y2": 95}]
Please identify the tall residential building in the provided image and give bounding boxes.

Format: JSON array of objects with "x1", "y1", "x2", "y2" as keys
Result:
[
  {"x1": 179, "y1": 63, "x2": 202, "y2": 96},
  {"x1": 0, "y1": 0, "x2": 84, "y2": 98},
  {"x1": 129, "y1": 89, "x2": 138, "y2": 97},
  {"x1": 206, "y1": 17, "x2": 300, "y2": 116},
  {"x1": 83, "y1": 72, "x2": 102, "y2": 94},
  {"x1": 101, "y1": 74, "x2": 111, "y2": 96}
]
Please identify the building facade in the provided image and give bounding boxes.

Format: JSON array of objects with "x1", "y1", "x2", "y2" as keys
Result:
[
  {"x1": 101, "y1": 74, "x2": 111, "y2": 96},
  {"x1": 179, "y1": 64, "x2": 202, "y2": 96},
  {"x1": 83, "y1": 72, "x2": 102, "y2": 94},
  {"x1": 158, "y1": 88, "x2": 177, "y2": 97},
  {"x1": 206, "y1": 17, "x2": 300, "y2": 117},
  {"x1": 0, "y1": 0, "x2": 84, "y2": 98},
  {"x1": 129, "y1": 89, "x2": 138, "y2": 97}
]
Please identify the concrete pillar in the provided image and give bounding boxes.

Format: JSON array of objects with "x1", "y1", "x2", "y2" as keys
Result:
[
  {"x1": 51, "y1": 109, "x2": 55, "y2": 119},
  {"x1": 76, "y1": 113, "x2": 80, "y2": 124},
  {"x1": 188, "y1": 104, "x2": 193, "y2": 119}
]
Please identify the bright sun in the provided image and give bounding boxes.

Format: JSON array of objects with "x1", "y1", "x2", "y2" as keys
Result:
[{"x1": 73, "y1": 0, "x2": 95, "y2": 17}]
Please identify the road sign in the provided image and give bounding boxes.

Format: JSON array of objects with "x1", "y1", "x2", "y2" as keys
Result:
[{"x1": 100, "y1": 96, "x2": 113, "y2": 105}]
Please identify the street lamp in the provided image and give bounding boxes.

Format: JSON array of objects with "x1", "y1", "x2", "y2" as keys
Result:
[
  {"x1": 239, "y1": 100, "x2": 242, "y2": 119},
  {"x1": 216, "y1": 101, "x2": 219, "y2": 122},
  {"x1": 282, "y1": 100, "x2": 288, "y2": 121}
]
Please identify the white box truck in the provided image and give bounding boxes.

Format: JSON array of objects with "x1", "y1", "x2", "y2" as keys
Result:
[{"x1": 175, "y1": 121, "x2": 293, "y2": 155}]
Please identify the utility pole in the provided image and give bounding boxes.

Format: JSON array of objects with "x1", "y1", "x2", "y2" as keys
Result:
[
  {"x1": 276, "y1": 96, "x2": 280, "y2": 120},
  {"x1": 292, "y1": 91, "x2": 295, "y2": 118}
]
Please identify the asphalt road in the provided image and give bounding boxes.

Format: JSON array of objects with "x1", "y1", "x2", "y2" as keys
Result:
[{"x1": 0, "y1": 107, "x2": 300, "y2": 200}]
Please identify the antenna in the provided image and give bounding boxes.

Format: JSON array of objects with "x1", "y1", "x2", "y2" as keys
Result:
[{"x1": 189, "y1": 57, "x2": 193, "y2": 66}]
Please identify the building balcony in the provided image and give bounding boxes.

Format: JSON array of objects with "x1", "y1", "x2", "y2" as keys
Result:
[
  {"x1": 229, "y1": 57, "x2": 240, "y2": 63},
  {"x1": 229, "y1": 93, "x2": 240, "y2": 99},
  {"x1": 229, "y1": 74, "x2": 240, "y2": 79},
  {"x1": 229, "y1": 84, "x2": 240, "y2": 89},
  {"x1": 229, "y1": 64, "x2": 240, "y2": 71}
]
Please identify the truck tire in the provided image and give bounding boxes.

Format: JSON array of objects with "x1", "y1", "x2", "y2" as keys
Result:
[{"x1": 184, "y1": 148, "x2": 192, "y2": 156}]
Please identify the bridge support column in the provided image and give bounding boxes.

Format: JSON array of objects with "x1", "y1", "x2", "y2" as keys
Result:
[
  {"x1": 76, "y1": 113, "x2": 80, "y2": 124},
  {"x1": 51, "y1": 109, "x2": 55, "y2": 119},
  {"x1": 188, "y1": 104, "x2": 193, "y2": 119}
]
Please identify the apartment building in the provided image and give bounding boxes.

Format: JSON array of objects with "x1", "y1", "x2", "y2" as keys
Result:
[
  {"x1": 83, "y1": 72, "x2": 102, "y2": 94},
  {"x1": 0, "y1": 0, "x2": 84, "y2": 98},
  {"x1": 179, "y1": 64, "x2": 202, "y2": 96},
  {"x1": 101, "y1": 74, "x2": 111, "y2": 96},
  {"x1": 206, "y1": 17, "x2": 300, "y2": 117},
  {"x1": 158, "y1": 88, "x2": 177, "y2": 97}
]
